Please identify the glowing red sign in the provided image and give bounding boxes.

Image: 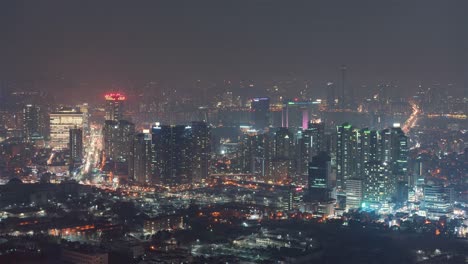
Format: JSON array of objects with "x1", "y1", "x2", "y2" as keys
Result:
[{"x1": 105, "y1": 93, "x2": 126, "y2": 101}]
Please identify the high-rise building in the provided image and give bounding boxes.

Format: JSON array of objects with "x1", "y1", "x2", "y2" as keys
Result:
[
  {"x1": 363, "y1": 161, "x2": 394, "y2": 204},
  {"x1": 306, "y1": 121, "x2": 325, "y2": 157},
  {"x1": 308, "y1": 152, "x2": 331, "y2": 189},
  {"x1": 272, "y1": 128, "x2": 294, "y2": 160},
  {"x1": 271, "y1": 127, "x2": 294, "y2": 182},
  {"x1": 50, "y1": 108, "x2": 84, "y2": 150},
  {"x1": 105, "y1": 93, "x2": 126, "y2": 121},
  {"x1": 69, "y1": 128, "x2": 83, "y2": 164},
  {"x1": 326, "y1": 82, "x2": 336, "y2": 110},
  {"x1": 130, "y1": 130, "x2": 152, "y2": 184},
  {"x1": 151, "y1": 124, "x2": 192, "y2": 186},
  {"x1": 306, "y1": 152, "x2": 332, "y2": 206},
  {"x1": 336, "y1": 123, "x2": 357, "y2": 189},
  {"x1": 335, "y1": 122, "x2": 408, "y2": 209},
  {"x1": 346, "y1": 178, "x2": 363, "y2": 210},
  {"x1": 296, "y1": 121, "x2": 325, "y2": 177},
  {"x1": 251, "y1": 97, "x2": 270, "y2": 130},
  {"x1": 357, "y1": 128, "x2": 380, "y2": 178},
  {"x1": 423, "y1": 185, "x2": 455, "y2": 220},
  {"x1": 22, "y1": 104, "x2": 41, "y2": 142},
  {"x1": 103, "y1": 120, "x2": 135, "y2": 162},
  {"x1": 239, "y1": 132, "x2": 272, "y2": 178},
  {"x1": 190, "y1": 121, "x2": 211, "y2": 184},
  {"x1": 77, "y1": 103, "x2": 90, "y2": 135},
  {"x1": 380, "y1": 125, "x2": 408, "y2": 180}
]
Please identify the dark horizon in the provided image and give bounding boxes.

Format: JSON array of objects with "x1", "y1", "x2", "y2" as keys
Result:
[{"x1": 0, "y1": 0, "x2": 467, "y2": 102}]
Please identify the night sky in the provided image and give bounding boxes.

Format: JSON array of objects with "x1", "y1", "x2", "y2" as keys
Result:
[{"x1": 0, "y1": 0, "x2": 466, "y2": 100}]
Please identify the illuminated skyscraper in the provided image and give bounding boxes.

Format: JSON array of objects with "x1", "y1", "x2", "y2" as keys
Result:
[
  {"x1": 50, "y1": 108, "x2": 83, "y2": 150},
  {"x1": 272, "y1": 128, "x2": 294, "y2": 160},
  {"x1": 130, "y1": 130, "x2": 152, "y2": 184},
  {"x1": 346, "y1": 178, "x2": 363, "y2": 210},
  {"x1": 363, "y1": 161, "x2": 394, "y2": 204},
  {"x1": 77, "y1": 103, "x2": 90, "y2": 135},
  {"x1": 308, "y1": 152, "x2": 331, "y2": 190},
  {"x1": 105, "y1": 93, "x2": 126, "y2": 121},
  {"x1": 380, "y1": 125, "x2": 408, "y2": 180},
  {"x1": 191, "y1": 121, "x2": 211, "y2": 184},
  {"x1": 423, "y1": 185, "x2": 454, "y2": 220},
  {"x1": 271, "y1": 127, "x2": 294, "y2": 182},
  {"x1": 103, "y1": 119, "x2": 135, "y2": 162},
  {"x1": 239, "y1": 132, "x2": 272, "y2": 178},
  {"x1": 251, "y1": 97, "x2": 270, "y2": 130},
  {"x1": 296, "y1": 121, "x2": 325, "y2": 177},
  {"x1": 336, "y1": 123, "x2": 357, "y2": 189},
  {"x1": 69, "y1": 127, "x2": 83, "y2": 164},
  {"x1": 306, "y1": 121, "x2": 325, "y2": 157},
  {"x1": 22, "y1": 104, "x2": 41, "y2": 142},
  {"x1": 357, "y1": 128, "x2": 380, "y2": 178},
  {"x1": 151, "y1": 124, "x2": 192, "y2": 186}
]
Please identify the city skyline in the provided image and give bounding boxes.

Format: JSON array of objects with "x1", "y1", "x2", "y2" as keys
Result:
[{"x1": 0, "y1": 1, "x2": 466, "y2": 263}]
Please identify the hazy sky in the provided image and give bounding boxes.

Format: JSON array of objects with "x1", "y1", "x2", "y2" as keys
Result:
[{"x1": 0, "y1": 0, "x2": 466, "y2": 100}]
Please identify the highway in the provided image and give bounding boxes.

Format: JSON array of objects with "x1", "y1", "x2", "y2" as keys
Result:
[
  {"x1": 402, "y1": 100, "x2": 420, "y2": 134},
  {"x1": 73, "y1": 124, "x2": 103, "y2": 183}
]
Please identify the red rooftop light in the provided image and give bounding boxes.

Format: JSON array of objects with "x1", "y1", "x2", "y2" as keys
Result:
[{"x1": 105, "y1": 93, "x2": 126, "y2": 101}]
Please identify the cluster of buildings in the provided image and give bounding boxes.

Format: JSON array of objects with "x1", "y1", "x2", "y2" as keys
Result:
[
  {"x1": 0, "y1": 82, "x2": 466, "y2": 263},
  {"x1": 102, "y1": 93, "x2": 211, "y2": 186}
]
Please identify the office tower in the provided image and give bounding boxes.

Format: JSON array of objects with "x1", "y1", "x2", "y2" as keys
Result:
[
  {"x1": 191, "y1": 121, "x2": 211, "y2": 184},
  {"x1": 131, "y1": 131, "x2": 152, "y2": 184},
  {"x1": 22, "y1": 104, "x2": 40, "y2": 142},
  {"x1": 423, "y1": 185, "x2": 455, "y2": 220},
  {"x1": 271, "y1": 128, "x2": 294, "y2": 182},
  {"x1": 103, "y1": 120, "x2": 135, "y2": 162},
  {"x1": 272, "y1": 128, "x2": 294, "y2": 160},
  {"x1": 105, "y1": 93, "x2": 126, "y2": 121},
  {"x1": 69, "y1": 128, "x2": 83, "y2": 164},
  {"x1": 152, "y1": 124, "x2": 192, "y2": 186},
  {"x1": 308, "y1": 152, "x2": 331, "y2": 189},
  {"x1": 410, "y1": 155, "x2": 429, "y2": 188},
  {"x1": 363, "y1": 161, "x2": 394, "y2": 204},
  {"x1": 77, "y1": 103, "x2": 90, "y2": 135},
  {"x1": 239, "y1": 132, "x2": 272, "y2": 178},
  {"x1": 297, "y1": 121, "x2": 325, "y2": 176},
  {"x1": 380, "y1": 125, "x2": 408, "y2": 180},
  {"x1": 251, "y1": 97, "x2": 270, "y2": 130},
  {"x1": 307, "y1": 121, "x2": 325, "y2": 157},
  {"x1": 50, "y1": 108, "x2": 84, "y2": 150},
  {"x1": 296, "y1": 131, "x2": 309, "y2": 177},
  {"x1": 357, "y1": 128, "x2": 380, "y2": 178},
  {"x1": 346, "y1": 178, "x2": 363, "y2": 210},
  {"x1": 326, "y1": 82, "x2": 336, "y2": 110},
  {"x1": 336, "y1": 123, "x2": 357, "y2": 189}
]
